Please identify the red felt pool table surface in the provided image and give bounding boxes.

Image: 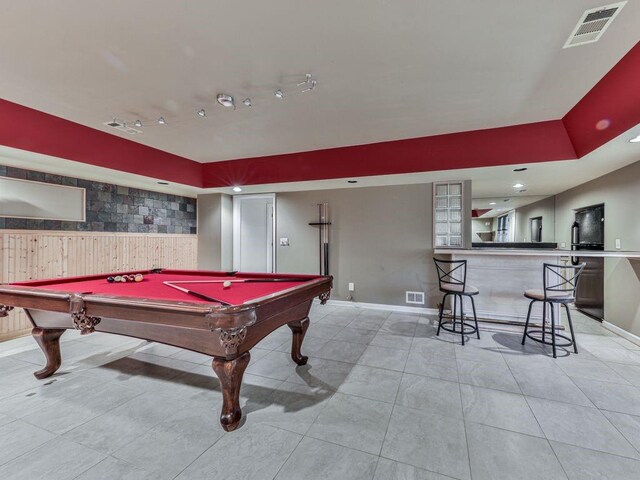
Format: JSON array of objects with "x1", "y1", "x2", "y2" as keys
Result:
[{"x1": 11, "y1": 269, "x2": 321, "y2": 306}]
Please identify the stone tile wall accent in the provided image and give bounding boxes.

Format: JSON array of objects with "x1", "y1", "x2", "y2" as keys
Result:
[{"x1": 0, "y1": 166, "x2": 197, "y2": 233}]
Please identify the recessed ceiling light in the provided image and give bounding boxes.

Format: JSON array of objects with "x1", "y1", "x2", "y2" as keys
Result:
[
  {"x1": 513, "y1": 167, "x2": 528, "y2": 172},
  {"x1": 274, "y1": 89, "x2": 284, "y2": 99},
  {"x1": 157, "y1": 181, "x2": 169, "y2": 185},
  {"x1": 513, "y1": 183, "x2": 524, "y2": 188},
  {"x1": 503, "y1": 199, "x2": 510, "y2": 202},
  {"x1": 347, "y1": 180, "x2": 358, "y2": 184},
  {"x1": 134, "y1": 120, "x2": 143, "y2": 127},
  {"x1": 232, "y1": 186, "x2": 242, "y2": 193},
  {"x1": 217, "y1": 94, "x2": 235, "y2": 108},
  {"x1": 243, "y1": 98, "x2": 252, "y2": 107},
  {"x1": 489, "y1": 202, "x2": 496, "y2": 205},
  {"x1": 518, "y1": 189, "x2": 527, "y2": 193},
  {"x1": 197, "y1": 109, "x2": 206, "y2": 117},
  {"x1": 630, "y1": 135, "x2": 640, "y2": 143},
  {"x1": 157, "y1": 117, "x2": 166, "y2": 125}
]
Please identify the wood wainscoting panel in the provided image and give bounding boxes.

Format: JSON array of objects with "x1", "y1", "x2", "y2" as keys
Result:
[{"x1": 0, "y1": 230, "x2": 197, "y2": 340}]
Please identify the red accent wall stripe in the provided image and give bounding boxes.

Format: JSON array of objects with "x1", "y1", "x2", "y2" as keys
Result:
[
  {"x1": 563, "y1": 41, "x2": 640, "y2": 158},
  {"x1": 0, "y1": 99, "x2": 203, "y2": 187},
  {"x1": 202, "y1": 120, "x2": 576, "y2": 187}
]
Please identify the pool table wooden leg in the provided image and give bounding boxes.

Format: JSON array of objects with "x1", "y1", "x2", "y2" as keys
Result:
[
  {"x1": 288, "y1": 317, "x2": 310, "y2": 366},
  {"x1": 211, "y1": 352, "x2": 250, "y2": 432},
  {"x1": 32, "y1": 327, "x2": 65, "y2": 379}
]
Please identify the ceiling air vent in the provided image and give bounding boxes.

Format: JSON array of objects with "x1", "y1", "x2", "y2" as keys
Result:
[
  {"x1": 103, "y1": 119, "x2": 142, "y2": 135},
  {"x1": 563, "y1": 2, "x2": 626, "y2": 48}
]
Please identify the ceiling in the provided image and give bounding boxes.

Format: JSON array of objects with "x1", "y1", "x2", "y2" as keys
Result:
[{"x1": 1, "y1": 1, "x2": 639, "y2": 163}]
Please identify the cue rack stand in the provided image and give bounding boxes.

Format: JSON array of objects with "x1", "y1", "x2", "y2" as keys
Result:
[{"x1": 308, "y1": 202, "x2": 331, "y2": 276}]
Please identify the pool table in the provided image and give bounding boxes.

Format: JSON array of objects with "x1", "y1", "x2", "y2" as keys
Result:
[{"x1": 0, "y1": 269, "x2": 332, "y2": 431}]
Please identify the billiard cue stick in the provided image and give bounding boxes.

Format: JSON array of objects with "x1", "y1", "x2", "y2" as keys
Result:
[
  {"x1": 163, "y1": 282, "x2": 231, "y2": 305},
  {"x1": 164, "y1": 278, "x2": 308, "y2": 285}
]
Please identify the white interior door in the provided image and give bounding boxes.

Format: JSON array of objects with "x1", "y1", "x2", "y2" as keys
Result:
[{"x1": 233, "y1": 194, "x2": 275, "y2": 272}]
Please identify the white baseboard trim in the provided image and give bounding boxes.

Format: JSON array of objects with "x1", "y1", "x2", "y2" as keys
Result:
[
  {"x1": 602, "y1": 321, "x2": 640, "y2": 347},
  {"x1": 315, "y1": 298, "x2": 440, "y2": 316}
]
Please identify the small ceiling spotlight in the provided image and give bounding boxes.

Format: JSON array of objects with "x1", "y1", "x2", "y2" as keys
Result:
[
  {"x1": 630, "y1": 134, "x2": 640, "y2": 143},
  {"x1": 197, "y1": 109, "x2": 206, "y2": 117},
  {"x1": 157, "y1": 181, "x2": 169, "y2": 185},
  {"x1": 302, "y1": 80, "x2": 317, "y2": 93},
  {"x1": 232, "y1": 186, "x2": 242, "y2": 193},
  {"x1": 489, "y1": 202, "x2": 497, "y2": 205},
  {"x1": 243, "y1": 98, "x2": 252, "y2": 107},
  {"x1": 347, "y1": 180, "x2": 358, "y2": 184},
  {"x1": 503, "y1": 199, "x2": 511, "y2": 202},
  {"x1": 217, "y1": 94, "x2": 235, "y2": 109},
  {"x1": 134, "y1": 120, "x2": 143, "y2": 128},
  {"x1": 513, "y1": 183, "x2": 524, "y2": 188},
  {"x1": 297, "y1": 74, "x2": 312, "y2": 86},
  {"x1": 274, "y1": 89, "x2": 284, "y2": 99},
  {"x1": 518, "y1": 189, "x2": 527, "y2": 193},
  {"x1": 513, "y1": 167, "x2": 528, "y2": 172},
  {"x1": 157, "y1": 117, "x2": 167, "y2": 125}
]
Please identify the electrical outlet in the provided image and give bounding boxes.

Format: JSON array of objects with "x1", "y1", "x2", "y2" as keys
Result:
[
  {"x1": 348, "y1": 282, "x2": 355, "y2": 292},
  {"x1": 615, "y1": 238, "x2": 621, "y2": 249},
  {"x1": 560, "y1": 242, "x2": 566, "y2": 248}
]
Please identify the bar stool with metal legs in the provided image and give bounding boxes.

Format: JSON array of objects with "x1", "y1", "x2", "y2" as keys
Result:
[
  {"x1": 521, "y1": 263, "x2": 585, "y2": 358},
  {"x1": 433, "y1": 258, "x2": 480, "y2": 345}
]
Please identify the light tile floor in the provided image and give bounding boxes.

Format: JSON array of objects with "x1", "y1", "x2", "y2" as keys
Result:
[{"x1": 1, "y1": 305, "x2": 640, "y2": 479}]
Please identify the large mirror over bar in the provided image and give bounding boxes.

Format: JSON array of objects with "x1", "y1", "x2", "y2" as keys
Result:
[{"x1": 471, "y1": 195, "x2": 556, "y2": 246}]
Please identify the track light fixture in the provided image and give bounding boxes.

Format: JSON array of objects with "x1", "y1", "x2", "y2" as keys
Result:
[{"x1": 112, "y1": 73, "x2": 317, "y2": 128}]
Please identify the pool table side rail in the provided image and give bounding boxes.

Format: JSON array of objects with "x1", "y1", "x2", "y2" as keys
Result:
[{"x1": 0, "y1": 275, "x2": 332, "y2": 356}]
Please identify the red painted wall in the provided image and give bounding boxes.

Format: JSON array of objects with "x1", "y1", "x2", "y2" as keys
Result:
[
  {"x1": 202, "y1": 120, "x2": 576, "y2": 187},
  {"x1": 0, "y1": 99, "x2": 203, "y2": 187},
  {"x1": 563, "y1": 41, "x2": 640, "y2": 157}
]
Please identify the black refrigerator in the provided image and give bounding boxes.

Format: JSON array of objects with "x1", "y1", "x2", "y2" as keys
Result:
[{"x1": 571, "y1": 205, "x2": 604, "y2": 320}]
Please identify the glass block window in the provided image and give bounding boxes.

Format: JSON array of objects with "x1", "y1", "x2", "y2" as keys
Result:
[{"x1": 433, "y1": 181, "x2": 464, "y2": 248}]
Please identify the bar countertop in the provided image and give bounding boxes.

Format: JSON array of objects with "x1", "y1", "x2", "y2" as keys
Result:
[{"x1": 434, "y1": 248, "x2": 640, "y2": 258}]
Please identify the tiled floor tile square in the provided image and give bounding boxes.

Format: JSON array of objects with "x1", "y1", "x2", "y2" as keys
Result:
[
  {"x1": 307, "y1": 392, "x2": 393, "y2": 454},
  {"x1": 457, "y1": 358, "x2": 521, "y2": 393},
  {"x1": 527, "y1": 396, "x2": 639, "y2": 459},
  {"x1": 0, "y1": 419, "x2": 56, "y2": 466},
  {"x1": 337, "y1": 365, "x2": 403, "y2": 403},
  {"x1": 337, "y1": 327, "x2": 378, "y2": 345},
  {"x1": 286, "y1": 357, "x2": 355, "y2": 390},
  {"x1": 373, "y1": 458, "x2": 452, "y2": 480},
  {"x1": 246, "y1": 351, "x2": 300, "y2": 381},
  {"x1": 312, "y1": 339, "x2": 368, "y2": 364},
  {"x1": 74, "y1": 456, "x2": 157, "y2": 480},
  {"x1": 510, "y1": 364, "x2": 593, "y2": 406},
  {"x1": 275, "y1": 437, "x2": 378, "y2": 480},
  {"x1": 571, "y1": 377, "x2": 640, "y2": 416},
  {"x1": 466, "y1": 422, "x2": 566, "y2": 480},
  {"x1": 404, "y1": 350, "x2": 459, "y2": 382},
  {"x1": 382, "y1": 405, "x2": 470, "y2": 480},
  {"x1": 0, "y1": 438, "x2": 106, "y2": 480},
  {"x1": 551, "y1": 441, "x2": 640, "y2": 480},
  {"x1": 601, "y1": 410, "x2": 640, "y2": 453},
  {"x1": 175, "y1": 424, "x2": 301, "y2": 480},
  {"x1": 461, "y1": 384, "x2": 543, "y2": 437},
  {"x1": 396, "y1": 373, "x2": 462, "y2": 419},
  {"x1": 357, "y1": 345, "x2": 409, "y2": 372}
]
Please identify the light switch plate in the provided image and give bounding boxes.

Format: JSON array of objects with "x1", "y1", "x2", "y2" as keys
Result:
[
  {"x1": 279, "y1": 238, "x2": 290, "y2": 246},
  {"x1": 348, "y1": 282, "x2": 355, "y2": 292},
  {"x1": 615, "y1": 238, "x2": 621, "y2": 249}
]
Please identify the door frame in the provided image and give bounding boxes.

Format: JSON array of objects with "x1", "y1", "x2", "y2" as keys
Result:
[{"x1": 232, "y1": 193, "x2": 276, "y2": 273}]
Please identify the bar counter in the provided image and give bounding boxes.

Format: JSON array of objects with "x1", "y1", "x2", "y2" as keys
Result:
[{"x1": 433, "y1": 248, "x2": 640, "y2": 325}]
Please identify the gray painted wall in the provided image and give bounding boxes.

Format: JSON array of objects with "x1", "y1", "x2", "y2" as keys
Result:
[
  {"x1": 554, "y1": 159, "x2": 640, "y2": 335},
  {"x1": 514, "y1": 196, "x2": 556, "y2": 243},
  {"x1": 276, "y1": 184, "x2": 439, "y2": 307},
  {"x1": 197, "y1": 193, "x2": 233, "y2": 270}
]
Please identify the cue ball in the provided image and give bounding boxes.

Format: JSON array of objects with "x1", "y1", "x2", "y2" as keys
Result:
[{"x1": 223, "y1": 281, "x2": 232, "y2": 288}]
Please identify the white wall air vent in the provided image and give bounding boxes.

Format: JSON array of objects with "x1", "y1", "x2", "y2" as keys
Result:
[
  {"x1": 563, "y1": 2, "x2": 626, "y2": 48},
  {"x1": 103, "y1": 120, "x2": 142, "y2": 135},
  {"x1": 406, "y1": 291, "x2": 425, "y2": 305}
]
